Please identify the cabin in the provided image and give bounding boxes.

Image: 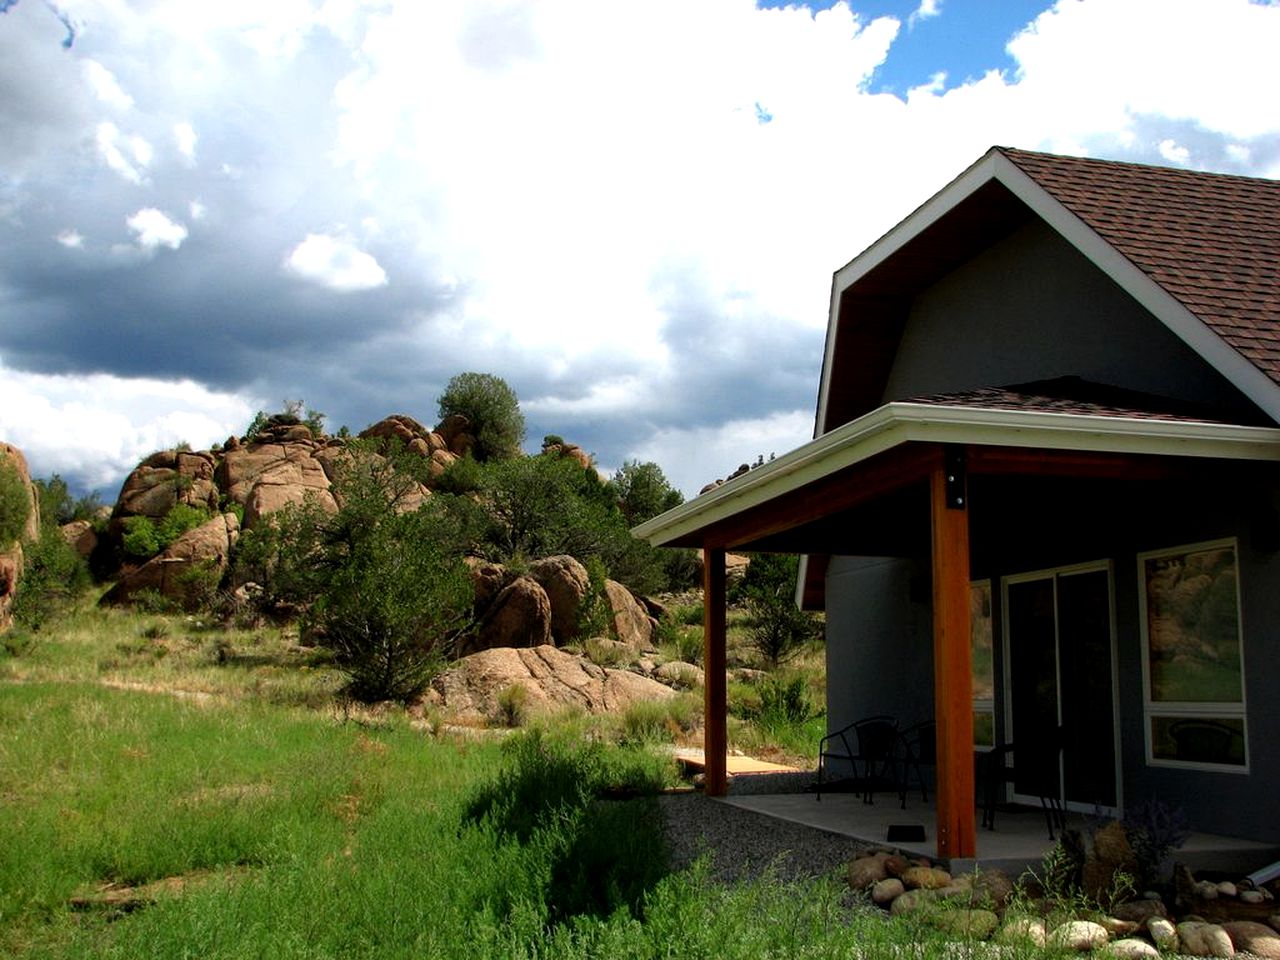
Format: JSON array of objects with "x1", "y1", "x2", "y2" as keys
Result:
[{"x1": 633, "y1": 147, "x2": 1280, "y2": 862}]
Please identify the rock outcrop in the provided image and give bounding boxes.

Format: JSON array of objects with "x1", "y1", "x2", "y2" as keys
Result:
[
  {"x1": 466, "y1": 576, "x2": 553, "y2": 654},
  {"x1": 604, "y1": 578, "x2": 657, "y2": 649},
  {"x1": 101, "y1": 513, "x2": 240, "y2": 610},
  {"x1": 426, "y1": 644, "x2": 675, "y2": 724},
  {"x1": 0, "y1": 442, "x2": 39, "y2": 631}
]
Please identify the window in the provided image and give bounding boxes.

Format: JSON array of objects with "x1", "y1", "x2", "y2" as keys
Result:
[
  {"x1": 1139, "y1": 539, "x2": 1247, "y2": 771},
  {"x1": 971, "y1": 580, "x2": 995, "y2": 748}
]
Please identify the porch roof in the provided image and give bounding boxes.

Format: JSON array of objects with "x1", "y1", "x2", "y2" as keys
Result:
[{"x1": 632, "y1": 396, "x2": 1280, "y2": 552}]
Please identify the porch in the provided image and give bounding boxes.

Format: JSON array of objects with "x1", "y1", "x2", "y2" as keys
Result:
[{"x1": 717, "y1": 782, "x2": 1280, "y2": 877}]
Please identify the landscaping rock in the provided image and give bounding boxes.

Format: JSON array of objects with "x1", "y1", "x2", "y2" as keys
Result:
[
  {"x1": 1148, "y1": 917, "x2": 1179, "y2": 951},
  {"x1": 1104, "y1": 938, "x2": 1161, "y2": 959},
  {"x1": 1178, "y1": 921, "x2": 1235, "y2": 957},
  {"x1": 971, "y1": 869, "x2": 1015, "y2": 909},
  {"x1": 996, "y1": 917, "x2": 1047, "y2": 948},
  {"x1": 900, "y1": 866, "x2": 952, "y2": 890},
  {"x1": 1101, "y1": 918, "x2": 1141, "y2": 939},
  {"x1": 883, "y1": 854, "x2": 911, "y2": 877},
  {"x1": 846, "y1": 855, "x2": 889, "y2": 890},
  {"x1": 1222, "y1": 920, "x2": 1280, "y2": 959},
  {"x1": 872, "y1": 878, "x2": 904, "y2": 905},
  {"x1": 890, "y1": 889, "x2": 936, "y2": 916},
  {"x1": 1217, "y1": 882, "x2": 1239, "y2": 898},
  {"x1": 1049, "y1": 920, "x2": 1111, "y2": 951}
]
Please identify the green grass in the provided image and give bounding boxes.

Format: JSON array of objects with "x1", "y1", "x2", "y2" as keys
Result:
[{"x1": 0, "y1": 603, "x2": 1024, "y2": 958}]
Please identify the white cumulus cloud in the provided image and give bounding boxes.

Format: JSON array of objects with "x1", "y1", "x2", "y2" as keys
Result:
[
  {"x1": 285, "y1": 233, "x2": 388, "y2": 292},
  {"x1": 126, "y1": 208, "x2": 188, "y2": 251}
]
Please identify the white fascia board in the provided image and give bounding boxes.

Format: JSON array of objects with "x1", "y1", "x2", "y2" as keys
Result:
[
  {"x1": 814, "y1": 149, "x2": 1005, "y2": 433},
  {"x1": 631, "y1": 402, "x2": 1280, "y2": 547},
  {"x1": 989, "y1": 154, "x2": 1280, "y2": 425}
]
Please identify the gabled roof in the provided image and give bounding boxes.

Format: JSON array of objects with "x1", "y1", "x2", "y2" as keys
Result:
[{"x1": 816, "y1": 147, "x2": 1280, "y2": 435}]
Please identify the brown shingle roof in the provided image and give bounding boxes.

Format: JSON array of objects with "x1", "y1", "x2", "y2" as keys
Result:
[
  {"x1": 999, "y1": 148, "x2": 1280, "y2": 386},
  {"x1": 904, "y1": 377, "x2": 1255, "y2": 425}
]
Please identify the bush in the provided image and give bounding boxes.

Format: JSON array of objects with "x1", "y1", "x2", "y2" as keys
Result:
[
  {"x1": 120, "y1": 504, "x2": 214, "y2": 561},
  {"x1": 740, "y1": 553, "x2": 822, "y2": 667},
  {"x1": 310, "y1": 509, "x2": 473, "y2": 702},
  {"x1": 12, "y1": 526, "x2": 90, "y2": 631},
  {"x1": 0, "y1": 457, "x2": 31, "y2": 545},
  {"x1": 437, "y1": 371, "x2": 525, "y2": 462}
]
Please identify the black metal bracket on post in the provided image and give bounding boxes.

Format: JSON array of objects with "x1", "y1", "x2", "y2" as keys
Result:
[{"x1": 944, "y1": 445, "x2": 966, "y2": 510}]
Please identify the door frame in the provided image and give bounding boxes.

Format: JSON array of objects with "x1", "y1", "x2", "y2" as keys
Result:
[{"x1": 1000, "y1": 559, "x2": 1123, "y2": 817}]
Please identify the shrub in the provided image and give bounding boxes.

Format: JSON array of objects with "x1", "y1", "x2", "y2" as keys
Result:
[
  {"x1": 741, "y1": 553, "x2": 822, "y2": 667},
  {"x1": 120, "y1": 504, "x2": 214, "y2": 561},
  {"x1": 437, "y1": 371, "x2": 525, "y2": 462},
  {"x1": 0, "y1": 457, "x2": 31, "y2": 545},
  {"x1": 756, "y1": 675, "x2": 815, "y2": 725},
  {"x1": 12, "y1": 526, "x2": 90, "y2": 631},
  {"x1": 496, "y1": 684, "x2": 530, "y2": 728},
  {"x1": 309, "y1": 509, "x2": 473, "y2": 703}
]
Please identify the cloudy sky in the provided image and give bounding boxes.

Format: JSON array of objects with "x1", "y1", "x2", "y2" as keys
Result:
[{"x1": 1, "y1": 0, "x2": 1278, "y2": 499}]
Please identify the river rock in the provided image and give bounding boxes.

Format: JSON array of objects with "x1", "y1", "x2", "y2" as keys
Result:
[
  {"x1": 1104, "y1": 938, "x2": 1160, "y2": 959},
  {"x1": 1178, "y1": 921, "x2": 1235, "y2": 957},
  {"x1": 997, "y1": 917, "x2": 1047, "y2": 947},
  {"x1": 1148, "y1": 917, "x2": 1179, "y2": 951},
  {"x1": 1114, "y1": 900, "x2": 1168, "y2": 923},
  {"x1": 901, "y1": 866, "x2": 952, "y2": 890},
  {"x1": 847, "y1": 855, "x2": 889, "y2": 889},
  {"x1": 1222, "y1": 921, "x2": 1280, "y2": 959},
  {"x1": 872, "y1": 878, "x2": 904, "y2": 905},
  {"x1": 1049, "y1": 920, "x2": 1111, "y2": 951}
]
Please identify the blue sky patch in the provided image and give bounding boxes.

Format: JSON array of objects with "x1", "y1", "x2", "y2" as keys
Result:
[{"x1": 758, "y1": 1, "x2": 1056, "y2": 96}]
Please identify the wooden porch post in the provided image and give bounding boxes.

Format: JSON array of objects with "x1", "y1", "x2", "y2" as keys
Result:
[
  {"x1": 702, "y1": 546, "x2": 728, "y2": 797},
  {"x1": 930, "y1": 450, "x2": 976, "y2": 859}
]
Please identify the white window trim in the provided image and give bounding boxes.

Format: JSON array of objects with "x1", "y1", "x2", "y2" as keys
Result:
[{"x1": 1138, "y1": 537, "x2": 1249, "y2": 774}]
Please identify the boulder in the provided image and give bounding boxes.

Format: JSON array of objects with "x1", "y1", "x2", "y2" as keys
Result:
[
  {"x1": 358, "y1": 414, "x2": 433, "y2": 448},
  {"x1": 0, "y1": 442, "x2": 39, "y2": 632},
  {"x1": 467, "y1": 577, "x2": 552, "y2": 653},
  {"x1": 466, "y1": 560, "x2": 509, "y2": 612},
  {"x1": 528, "y1": 555, "x2": 590, "y2": 643},
  {"x1": 426, "y1": 644, "x2": 675, "y2": 723},
  {"x1": 60, "y1": 520, "x2": 98, "y2": 559},
  {"x1": 1222, "y1": 921, "x2": 1280, "y2": 959},
  {"x1": 654, "y1": 660, "x2": 704, "y2": 688},
  {"x1": 604, "y1": 579, "x2": 656, "y2": 649},
  {"x1": 101, "y1": 513, "x2": 239, "y2": 610},
  {"x1": 971, "y1": 869, "x2": 1015, "y2": 909},
  {"x1": 242, "y1": 456, "x2": 338, "y2": 528},
  {"x1": 890, "y1": 889, "x2": 936, "y2": 915}
]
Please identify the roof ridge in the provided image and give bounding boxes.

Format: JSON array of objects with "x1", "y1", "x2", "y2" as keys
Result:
[{"x1": 995, "y1": 146, "x2": 1280, "y2": 187}]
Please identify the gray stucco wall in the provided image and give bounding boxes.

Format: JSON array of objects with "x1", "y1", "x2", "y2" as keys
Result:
[
  {"x1": 880, "y1": 220, "x2": 1253, "y2": 416},
  {"x1": 823, "y1": 555, "x2": 933, "y2": 777}
]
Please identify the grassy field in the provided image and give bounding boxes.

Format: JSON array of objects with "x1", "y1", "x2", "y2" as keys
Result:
[{"x1": 0, "y1": 600, "x2": 984, "y2": 959}]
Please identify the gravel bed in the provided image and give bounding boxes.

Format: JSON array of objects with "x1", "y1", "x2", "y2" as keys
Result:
[{"x1": 657, "y1": 790, "x2": 874, "y2": 885}]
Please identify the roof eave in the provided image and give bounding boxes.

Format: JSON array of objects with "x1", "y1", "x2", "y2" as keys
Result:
[{"x1": 632, "y1": 403, "x2": 1280, "y2": 548}]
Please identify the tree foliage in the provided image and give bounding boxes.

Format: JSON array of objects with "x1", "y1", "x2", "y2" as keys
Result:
[
  {"x1": 12, "y1": 526, "x2": 90, "y2": 632},
  {"x1": 609, "y1": 460, "x2": 684, "y2": 526},
  {"x1": 0, "y1": 457, "x2": 31, "y2": 546},
  {"x1": 437, "y1": 372, "x2": 525, "y2": 462},
  {"x1": 740, "y1": 553, "x2": 822, "y2": 667}
]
